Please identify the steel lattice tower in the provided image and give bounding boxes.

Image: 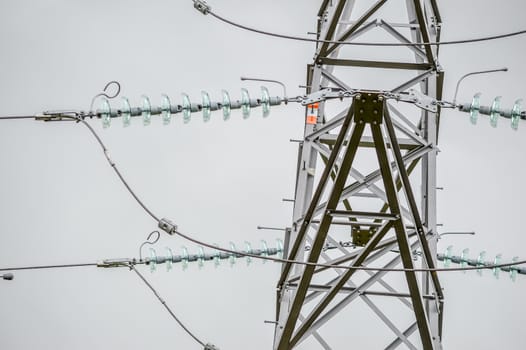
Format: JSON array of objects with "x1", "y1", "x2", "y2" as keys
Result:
[{"x1": 274, "y1": 1, "x2": 443, "y2": 349}]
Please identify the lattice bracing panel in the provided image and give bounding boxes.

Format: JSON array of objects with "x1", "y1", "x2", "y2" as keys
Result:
[{"x1": 274, "y1": 1, "x2": 444, "y2": 349}]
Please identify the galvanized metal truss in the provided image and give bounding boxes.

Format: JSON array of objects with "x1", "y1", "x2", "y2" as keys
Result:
[{"x1": 274, "y1": 1, "x2": 443, "y2": 349}]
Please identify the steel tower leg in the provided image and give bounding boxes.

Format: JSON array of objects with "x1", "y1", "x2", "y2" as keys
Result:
[{"x1": 274, "y1": 1, "x2": 444, "y2": 349}]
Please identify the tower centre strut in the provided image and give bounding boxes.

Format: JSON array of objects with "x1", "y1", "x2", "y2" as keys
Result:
[{"x1": 274, "y1": 1, "x2": 444, "y2": 349}]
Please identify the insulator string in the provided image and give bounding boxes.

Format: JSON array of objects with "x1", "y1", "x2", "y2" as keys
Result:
[{"x1": 437, "y1": 246, "x2": 524, "y2": 281}]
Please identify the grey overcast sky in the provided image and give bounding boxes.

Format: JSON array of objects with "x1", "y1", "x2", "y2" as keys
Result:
[{"x1": 1, "y1": 1, "x2": 526, "y2": 349}]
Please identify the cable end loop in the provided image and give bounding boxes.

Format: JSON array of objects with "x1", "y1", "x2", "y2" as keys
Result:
[
  {"x1": 194, "y1": 0, "x2": 211, "y2": 15},
  {"x1": 159, "y1": 218, "x2": 178, "y2": 235}
]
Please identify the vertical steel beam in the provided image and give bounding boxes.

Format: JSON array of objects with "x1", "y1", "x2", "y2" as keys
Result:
[
  {"x1": 274, "y1": 1, "x2": 444, "y2": 348},
  {"x1": 370, "y1": 120, "x2": 434, "y2": 350},
  {"x1": 277, "y1": 117, "x2": 365, "y2": 350}
]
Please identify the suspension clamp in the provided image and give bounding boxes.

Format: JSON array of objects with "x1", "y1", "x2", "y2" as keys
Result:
[
  {"x1": 158, "y1": 218, "x2": 178, "y2": 235},
  {"x1": 194, "y1": 0, "x2": 211, "y2": 14}
]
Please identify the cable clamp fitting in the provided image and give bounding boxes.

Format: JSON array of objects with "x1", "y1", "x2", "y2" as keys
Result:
[
  {"x1": 194, "y1": 0, "x2": 211, "y2": 15},
  {"x1": 395, "y1": 89, "x2": 438, "y2": 113},
  {"x1": 97, "y1": 258, "x2": 133, "y2": 268},
  {"x1": 35, "y1": 110, "x2": 80, "y2": 122},
  {"x1": 204, "y1": 344, "x2": 220, "y2": 350},
  {"x1": 158, "y1": 218, "x2": 177, "y2": 235}
]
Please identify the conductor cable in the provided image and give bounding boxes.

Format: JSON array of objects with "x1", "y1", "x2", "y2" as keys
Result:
[
  {"x1": 129, "y1": 264, "x2": 206, "y2": 347},
  {"x1": 77, "y1": 118, "x2": 160, "y2": 222},
  {"x1": 2, "y1": 115, "x2": 523, "y2": 274},
  {"x1": 68, "y1": 117, "x2": 526, "y2": 274},
  {"x1": 200, "y1": 3, "x2": 526, "y2": 47}
]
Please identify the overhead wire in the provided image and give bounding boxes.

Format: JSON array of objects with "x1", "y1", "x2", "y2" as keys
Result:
[
  {"x1": 129, "y1": 264, "x2": 206, "y2": 347},
  {"x1": 1, "y1": 115, "x2": 521, "y2": 274},
  {"x1": 206, "y1": 7, "x2": 526, "y2": 47},
  {"x1": 0, "y1": 263, "x2": 98, "y2": 272},
  {"x1": 0, "y1": 106, "x2": 525, "y2": 274},
  {"x1": 77, "y1": 118, "x2": 160, "y2": 222},
  {"x1": 0, "y1": 249, "x2": 524, "y2": 274},
  {"x1": 173, "y1": 228, "x2": 526, "y2": 274},
  {"x1": 0, "y1": 115, "x2": 39, "y2": 120},
  {"x1": 0, "y1": 261, "x2": 207, "y2": 347}
]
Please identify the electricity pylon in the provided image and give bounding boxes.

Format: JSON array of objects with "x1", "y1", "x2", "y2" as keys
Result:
[{"x1": 274, "y1": 1, "x2": 444, "y2": 349}]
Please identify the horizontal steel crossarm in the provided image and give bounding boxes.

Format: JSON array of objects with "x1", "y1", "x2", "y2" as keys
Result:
[
  {"x1": 276, "y1": 119, "x2": 366, "y2": 350},
  {"x1": 319, "y1": 57, "x2": 433, "y2": 71},
  {"x1": 323, "y1": 0, "x2": 388, "y2": 58},
  {"x1": 289, "y1": 220, "x2": 394, "y2": 347},
  {"x1": 292, "y1": 283, "x2": 436, "y2": 300},
  {"x1": 337, "y1": 20, "x2": 422, "y2": 29},
  {"x1": 327, "y1": 210, "x2": 399, "y2": 220},
  {"x1": 361, "y1": 295, "x2": 418, "y2": 350},
  {"x1": 310, "y1": 104, "x2": 427, "y2": 149},
  {"x1": 319, "y1": 134, "x2": 420, "y2": 149}
]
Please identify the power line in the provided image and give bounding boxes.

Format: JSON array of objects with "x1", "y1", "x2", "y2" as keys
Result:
[
  {"x1": 129, "y1": 264, "x2": 208, "y2": 348},
  {"x1": 0, "y1": 263, "x2": 97, "y2": 272},
  {"x1": 1, "y1": 104, "x2": 525, "y2": 274},
  {"x1": 3, "y1": 115, "x2": 520, "y2": 274},
  {"x1": 199, "y1": 3, "x2": 526, "y2": 47},
  {"x1": 77, "y1": 118, "x2": 160, "y2": 222},
  {"x1": 0, "y1": 115, "x2": 39, "y2": 120},
  {"x1": 172, "y1": 228, "x2": 526, "y2": 274},
  {"x1": 1, "y1": 247, "x2": 524, "y2": 274}
]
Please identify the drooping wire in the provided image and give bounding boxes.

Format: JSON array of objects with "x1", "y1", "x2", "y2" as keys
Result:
[
  {"x1": 206, "y1": 6, "x2": 526, "y2": 47},
  {"x1": 171, "y1": 228, "x2": 526, "y2": 274},
  {"x1": 128, "y1": 264, "x2": 207, "y2": 347},
  {"x1": 76, "y1": 118, "x2": 160, "y2": 222},
  {"x1": 46, "y1": 116, "x2": 526, "y2": 274},
  {"x1": 2, "y1": 108, "x2": 524, "y2": 274},
  {"x1": 2, "y1": 253, "x2": 524, "y2": 273}
]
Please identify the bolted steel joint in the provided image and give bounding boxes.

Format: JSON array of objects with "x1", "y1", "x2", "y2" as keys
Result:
[{"x1": 158, "y1": 218, "x2": 177, "y2": 235}]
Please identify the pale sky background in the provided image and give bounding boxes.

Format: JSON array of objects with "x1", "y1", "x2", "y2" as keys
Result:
[{"x1": 1, "y1": 1, "x2": 526, "y2": 349}]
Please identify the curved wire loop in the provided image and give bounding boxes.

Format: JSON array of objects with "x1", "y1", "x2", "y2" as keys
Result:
[
  {"x1": 139, "y1": 230, "x2": 161, "y2": 261},
  {"x1": 89, "y1": 80, "x2": 122, "y2": 112},
  {"x1": 240, "y1": 76, "x2": 288, "y2": 103}
]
